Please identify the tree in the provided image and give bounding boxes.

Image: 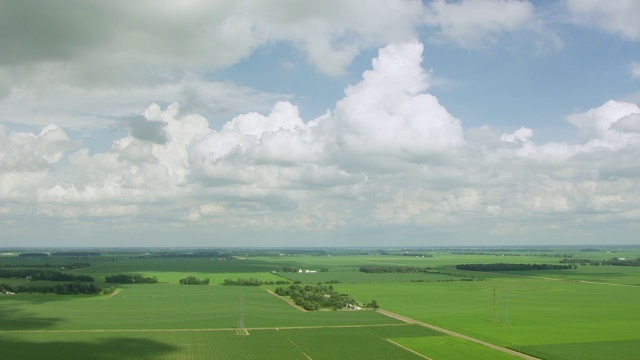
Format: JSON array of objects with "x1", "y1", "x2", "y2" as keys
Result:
[{"x1": 367, "y1": 299, "x2": 379, "y2": 311}]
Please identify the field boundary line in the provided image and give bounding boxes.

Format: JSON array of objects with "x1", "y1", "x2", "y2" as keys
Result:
[
  {"x1": 0, "y1": 323, "x2": 413, "y2": 334},
  {"x1": 377, "y1": 309, "x2": 540, "y2": 360},
  {"x1": 385, "y1": 339, "x2": 433, "y2": 360}
]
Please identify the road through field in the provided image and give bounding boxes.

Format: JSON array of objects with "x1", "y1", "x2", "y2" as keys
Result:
[{"x1": 376, "y1": 309, "x2": 540, "y2": 360}]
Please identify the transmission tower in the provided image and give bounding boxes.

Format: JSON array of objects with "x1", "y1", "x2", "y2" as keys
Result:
[
  {"x1": 503, "y1": 291, "x2": 510, "y2": 325},
  {"x1": 238, "y1": 295, "x2": 245, "y2": 329}
]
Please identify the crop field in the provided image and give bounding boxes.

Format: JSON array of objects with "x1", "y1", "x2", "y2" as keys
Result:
[{"x1": 1, "y1": 246, "x2": 639, "y2": 359}]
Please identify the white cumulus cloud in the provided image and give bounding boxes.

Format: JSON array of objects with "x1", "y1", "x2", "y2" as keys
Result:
[
  {"x1": 565, "y1": 0, "x2": 640, "y2": 40},
  {"x1": 2, "y1": 41, "x2": 640, "y2": 246},
  {"x1": 424, "y1": 0, "x2": 536, "y2": 48}
]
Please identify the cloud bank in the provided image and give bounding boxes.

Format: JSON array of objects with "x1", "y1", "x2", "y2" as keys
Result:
[
  {"x1": 2, "y1": 41, "x2": 640, "y2": 246},
  {"x1": 0, "y1": 0, "x2": 562, "y2": 133}
]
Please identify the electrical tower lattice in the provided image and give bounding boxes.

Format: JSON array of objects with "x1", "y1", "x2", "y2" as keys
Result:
[{"x1": 238, "y1": 295, "x2": 245, "y2": 329}]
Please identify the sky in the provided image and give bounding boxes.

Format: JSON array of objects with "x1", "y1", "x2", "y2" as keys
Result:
[{"x1": 1, "y1": 0, "x2": 640, "y2": 248}]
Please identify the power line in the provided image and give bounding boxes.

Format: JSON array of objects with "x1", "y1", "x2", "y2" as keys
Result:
[
  {"x1": 503, "y1": 290, "x2": 510, "y2": 326},
  {"x1": 493, "y1": 287, "x2": 498, "y2": 323}
]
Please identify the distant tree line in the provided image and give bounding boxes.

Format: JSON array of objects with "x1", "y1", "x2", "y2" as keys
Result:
[
  {"x1": 1, "y1": 282, "x2": 101, "y2": 295},
  {"x1": 18, "y1": 252, "x2": 49, "y2": 257},
  {"x1": 281, "y1": 266, "x2": 300, "y2": 273},
  {"x1": 400, "y1": 253, "x2": 433, "y2": 257},
  {"x1": 0, "y1": 263, "x2": 90, "y2": 269},
  {"x1": 560, "y1": 258, "x2": 593, "y2": 265},
  {"x1": 223, "y1": 278, "x2": 263, "y2": 286},
  {"x1": 221, "y1": 278, "x2": 295, "y2": 286},
  {"x1": 455, "y1": 263, "x2": 574, "y2": 271},
  {"x1": 105, "y1": 274, "x2": 158, "y2": 284},
  {"x1": 50, "y1": 251, "x2": 101, "y2": 256},
  {"x1": 359, "y1": 266, "x2": 431, "y2": 273},
  {"x1": 377, "y1": 251, "x2": 433, "y2": 257},
  {"x1": 179, "y1": 276, "x2": 209, "y2": 285},
  {"x1": 602, "y1": 258, "x2": 640, "y2": 266},
  {"x1": 0, "y1": 269, "x2": 94, "y2": 282},
  {"x1": 264, "y1": 280, "x2": 292, "y2": 285},
  {"x1": 557, "y1": 257, "x2": 640, "y2": 266},
  {"x1": 274, "y1": 284, "x2": 353, "y2": 311}
]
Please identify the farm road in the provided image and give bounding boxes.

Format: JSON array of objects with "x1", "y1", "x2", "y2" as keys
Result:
[{"x1": 377, "y1": 309, "x2": 540, "y2": 360}]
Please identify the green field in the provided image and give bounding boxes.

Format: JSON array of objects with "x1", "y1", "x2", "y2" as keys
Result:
[{"x1": 1, "y1": 247, "x2": 639, "y2": 359}]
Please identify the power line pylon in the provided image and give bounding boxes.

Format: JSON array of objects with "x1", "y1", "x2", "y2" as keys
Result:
[{"x1": 238, "y1": 295, "x2": 245, "y2": 330}]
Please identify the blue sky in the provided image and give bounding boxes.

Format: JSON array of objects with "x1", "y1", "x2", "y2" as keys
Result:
[{"x1": 1, "y1": 0, "x2": 640, "y2": 247}]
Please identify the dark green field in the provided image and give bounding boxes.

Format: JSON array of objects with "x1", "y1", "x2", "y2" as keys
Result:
[{"x1": 1, "y1": 247, "x2": 639, "y2": 359}]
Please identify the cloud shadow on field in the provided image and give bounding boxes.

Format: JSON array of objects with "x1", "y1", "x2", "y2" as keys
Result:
[
  {"x1": 0, "y1": 336, "x2": 178, "y2": 360},
  {"x1": 0, "y1": 303, "x2": 62, "y2": 330}
]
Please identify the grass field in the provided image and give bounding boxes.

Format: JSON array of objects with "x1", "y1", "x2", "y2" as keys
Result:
[{"x1": 1, "y1": 247, "x2": 639, "y2": 359}]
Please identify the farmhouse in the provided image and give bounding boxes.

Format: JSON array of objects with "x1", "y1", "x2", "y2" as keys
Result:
[{"x1": 297, "y1": 269, "x2": 317, "y2": 274}]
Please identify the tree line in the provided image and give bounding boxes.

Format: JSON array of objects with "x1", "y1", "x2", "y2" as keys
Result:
[
  {"x1": 179, "y1": 276, "x2": 209, "y2": 285},
  {"x1": 223, "y1": 278, "x2": 263, "y2": 286},
  {"x1": 0, "y1": 263, "x2": 90, "y2": 269},
  {"x1": 359, "y1": 265, "x2": 431, "y2": 273},
  {"x1": 1, "y1": 282, "x2": 101, "y2": 295},
  {"x1": 560, "y1": 257, "x2": 640, "y2": 266},
  {"x1": 456, "y1": 263, "x2": 574, "y2": 271},
  {"x1": 105, "y1": 274, "x2": 158, "y2": 284},
  {"x1": 0, "y1": 269, "x2": 94, "y2": 282},
  {"x1": 50, "y1": 251, "x2": 101, "y2": 256},
  {"x1": 18, "y1": 252, "x2": 49, "y2": 257}
]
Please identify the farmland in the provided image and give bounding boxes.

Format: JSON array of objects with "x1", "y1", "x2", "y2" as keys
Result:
[{"x1": 1, "y1": 246, "x2": 639, "y2": 359}]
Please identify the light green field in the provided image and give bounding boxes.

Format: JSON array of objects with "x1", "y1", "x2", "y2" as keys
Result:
[
  {"x1": 392, "y1": 336, "x2": 517, "y2": 360},
  {"x1": 0, "y1": 285, "x2": 400, "y2": 331},
  {"x1": 277, "y1": 270, "x2": 471, "y2": 284},
  {"x1": 341, "y1": 278, "x2": 640, "y2": 359}
]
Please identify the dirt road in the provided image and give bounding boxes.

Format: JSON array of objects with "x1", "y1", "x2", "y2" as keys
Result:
[{"x1": 377, "y1": 309, "x2": 540, "y2": 360}]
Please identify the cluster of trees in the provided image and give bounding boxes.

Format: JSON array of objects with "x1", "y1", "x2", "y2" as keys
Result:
[
  {"x1": 0, "y1": 269, "x2": 94, "y2": 282},
  {"x1": 1, "y1": 282, "x2": 101, "y2": 295},
  {"x1": 359, "y1": 266, "x2": 431, "y2": 273},
  {"x1": 105, "y1": 274, "x2": 158, "y2": 284},
  {"x1": 223, "y1": 278, "x2": 262, "y2": 286},
  {"x1": 455, "y1": 263, "x2": 574, "y2": 271},
  {"x1": 179, "y1": 276, "x2": 210, "y2": 285},
  {"x1": 102, "y1": 286, "x2": 116, "y2": 295},
  {"x1": 275, "y1": 283, "x2": 352, "y2": 311}
]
